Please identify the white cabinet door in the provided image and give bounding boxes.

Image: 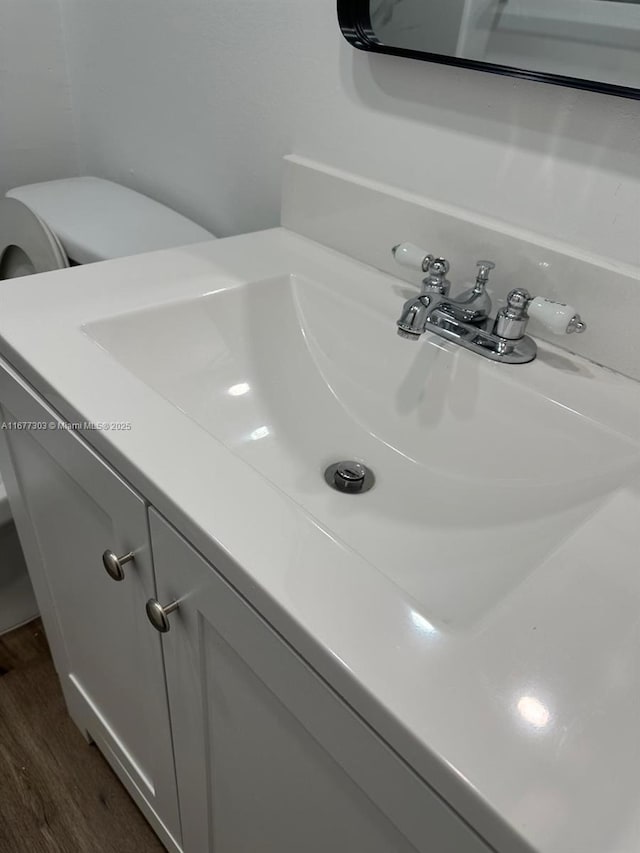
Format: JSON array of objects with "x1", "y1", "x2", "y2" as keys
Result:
[
  {"x1": 0, "y1": 370, "x2": 181, "y2": 852},
  {"x1": 150, "y1": 509, "x2": 491, "y2": 853}
]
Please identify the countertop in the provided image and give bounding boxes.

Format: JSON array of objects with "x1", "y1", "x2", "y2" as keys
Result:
[{"x1": 0, "y1": 228, "x2": 638, "y2": 853}]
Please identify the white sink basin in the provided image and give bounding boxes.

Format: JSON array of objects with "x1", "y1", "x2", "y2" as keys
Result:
[{"x1": 84, "y1": 272, "x2": 640, "y2": 628}]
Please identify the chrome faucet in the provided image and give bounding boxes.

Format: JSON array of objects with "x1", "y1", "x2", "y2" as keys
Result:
[
  {"x1": 395, "y1": 248, "x2": 495, "y2": 337},
  {"x1": 392, "y1": 242, "x2": 586, "y2": 365}
]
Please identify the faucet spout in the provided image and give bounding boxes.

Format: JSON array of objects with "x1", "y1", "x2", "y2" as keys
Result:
[{"x1": 396, "y1": 292, "x2": 446, "y2": 339}]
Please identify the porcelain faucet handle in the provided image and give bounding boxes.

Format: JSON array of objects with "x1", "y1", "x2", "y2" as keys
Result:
[
  {"x1": 527, "y1": 296, "x2": 587, "y2": 335},
  {"x1": 392, "y1": 242, "x2": 434, "y2": 273}
]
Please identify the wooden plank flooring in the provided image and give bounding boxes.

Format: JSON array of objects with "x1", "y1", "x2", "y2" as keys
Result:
[{"x1": 0, "y1": 619, "x2": 166, "y2": 853}]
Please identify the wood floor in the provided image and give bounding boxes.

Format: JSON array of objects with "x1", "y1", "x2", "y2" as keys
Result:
[{"x1": 0, "y1": 619, "x2": 166, "y2": 853}]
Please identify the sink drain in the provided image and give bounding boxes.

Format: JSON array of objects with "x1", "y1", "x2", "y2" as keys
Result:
[{"x1": 324, "y1": 461, "x2": 375, "y2": 494}]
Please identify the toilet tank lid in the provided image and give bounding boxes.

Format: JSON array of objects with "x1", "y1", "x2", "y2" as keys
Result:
[{"x1": 6, "y1": 177, "x2": 215, "y2": 264}]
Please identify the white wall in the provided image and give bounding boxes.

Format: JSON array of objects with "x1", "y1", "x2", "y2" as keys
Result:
[
  {"x1": 0, "y1": 0, "x2": 77, "y2": 194},
  {"x1": 58, "y1": 0, "x2": 640, "y2": 266}
]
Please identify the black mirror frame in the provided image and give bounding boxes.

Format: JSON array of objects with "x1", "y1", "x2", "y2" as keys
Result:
[{"x1": 338, "y1": 0, "x2": 640, "y2": 101}]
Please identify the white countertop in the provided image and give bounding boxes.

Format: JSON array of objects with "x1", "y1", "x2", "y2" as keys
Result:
[{"x1": 0, "y1": 228, "x2": 639, "y2": 853}]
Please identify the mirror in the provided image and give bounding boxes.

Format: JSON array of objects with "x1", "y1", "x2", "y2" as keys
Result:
[{"x1": 338, "y1": 0, "x2": 640, "y2": 99}]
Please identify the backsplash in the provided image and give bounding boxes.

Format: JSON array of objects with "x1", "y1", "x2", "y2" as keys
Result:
[{"x1": 282, "y1": 155, "x2": 640, "y2": 382}]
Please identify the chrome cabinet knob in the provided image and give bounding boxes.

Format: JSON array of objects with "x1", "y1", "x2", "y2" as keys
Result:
[
  {"x1": 146, "y1": 598, "x2": 179, "y2": 633},
  {"x1": 102, "y1": 549, "x2": 135, "y2": 582}
]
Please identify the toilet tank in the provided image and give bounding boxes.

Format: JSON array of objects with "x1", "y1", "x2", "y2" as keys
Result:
[{"x1": 6, "y1": 177, "x2": 215, "y2": 264}]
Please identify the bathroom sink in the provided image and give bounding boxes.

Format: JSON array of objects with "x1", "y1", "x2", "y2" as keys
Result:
[{"x1": 84, "y1": 272, "x2": 640, "y2": 628}]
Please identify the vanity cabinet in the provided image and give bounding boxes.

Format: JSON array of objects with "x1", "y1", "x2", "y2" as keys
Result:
[
  {"x1": 0, "y1": 365, "x2": 491, "y2": 853},
  {"x1": 0, "y1": 369, "x2": 181, "y2": 852},
  {"x1": 151, "y1": 510, "x2": 419, "y2": 853},
  {"x1": 150, "y1": 509, "x2": 490, "y2": 853}
]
